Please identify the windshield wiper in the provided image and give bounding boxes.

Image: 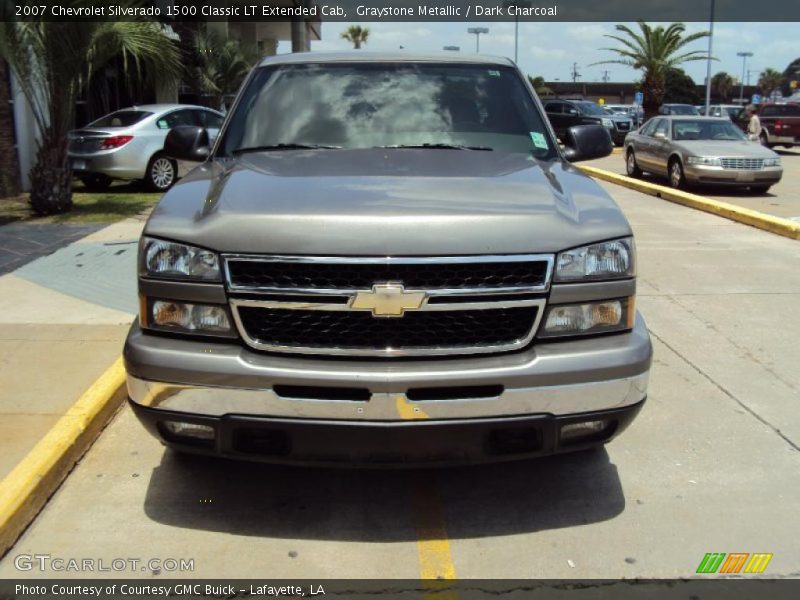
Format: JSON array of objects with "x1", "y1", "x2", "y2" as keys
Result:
[
  {"x1": 232, "y1": 143, "x2": 342, "y2": 154},
  {"x1": 375, "y1": 143, "x2": 494, "y2": 151}
]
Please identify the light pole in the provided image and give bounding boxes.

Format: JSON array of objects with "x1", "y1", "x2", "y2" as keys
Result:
[
  {"x1": 737, "y1": 51, "x2": 753, "y2": 103},
  {"x1": 703, "y1": 0, "x2": 715, "y2": 115},
  {"x1": 504, "y1": 0, "x2": 531, "y2": 63},
  {"x1": 467, "y1": 27, "x2": 489, "y2": 53}
]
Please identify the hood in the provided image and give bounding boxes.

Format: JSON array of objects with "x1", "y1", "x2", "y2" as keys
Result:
[
  {"x1": 144, "y1": 149, "x2": 632, "y2": 255},
  {"x1": 675, "y1": 140, "x2": 779, "y2": 158}
]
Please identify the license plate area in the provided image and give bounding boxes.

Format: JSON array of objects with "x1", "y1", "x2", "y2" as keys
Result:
[
  {"x1": 70, "y1": 159, "x2": 87, "y2": 171},
  {"x1": 736, "y1": 171, "x2": 754, "y2": 182}
]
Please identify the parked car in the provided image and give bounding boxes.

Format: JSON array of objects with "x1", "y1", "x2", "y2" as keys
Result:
[
  {"x1": 124, "y1": 52, "x2": 652, "y2": 465},
  {"x1": 735, "y1": 102, "x2": 800, "y2": 148},
  {"x1": 68, "y1": 104, "x2": 225, "y2": 191},
  {"x1": 658, "y1": 104, "x2": 700, "y2": 116},
  {"x1": 624, "y1": 116, "x2": 782, "y2": 192},
  {"x1": 704, "y1": 105, "x2": 743, "y2": 120},
  {"x1": 544, "y1": 99, "x2": 634, "y2": 145}
]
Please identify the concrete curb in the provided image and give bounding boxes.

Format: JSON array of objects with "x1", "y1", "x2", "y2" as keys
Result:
[
  {"x1": 579, "y1": 165, "x2": 800, "y2": 241},
  {"x1": 0, "y1": 357, "x2": 126, "y2": 557}
]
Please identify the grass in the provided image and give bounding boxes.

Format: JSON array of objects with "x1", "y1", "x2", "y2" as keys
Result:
[{"x1": 0, "y1": 181, "x2": 162, "y2": 226}]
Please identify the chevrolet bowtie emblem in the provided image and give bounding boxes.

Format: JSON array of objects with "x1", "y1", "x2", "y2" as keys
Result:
[{"x1": 350, "y1": 283, "x2": 427, "y2": 317}]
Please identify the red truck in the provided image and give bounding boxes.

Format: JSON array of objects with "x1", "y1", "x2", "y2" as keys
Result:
[{"x1": 738, "y1": 102, "x2": 800, "y2": 148}]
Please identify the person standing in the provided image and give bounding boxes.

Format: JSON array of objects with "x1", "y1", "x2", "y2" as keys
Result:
[{"x1": 745, "y1": 105, "x2": 762, "y2": 142}]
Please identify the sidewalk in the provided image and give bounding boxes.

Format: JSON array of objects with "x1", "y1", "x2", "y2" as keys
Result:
[{"x1": 0, "y1": 215, "x2": 146, "y2": 479}]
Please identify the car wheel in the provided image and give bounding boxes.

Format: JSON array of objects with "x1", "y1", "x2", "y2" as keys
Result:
[
  {"x1": 668, "y1": 158, "x2": 686, "y2": 190},
  {"x1": 145, "y1": 153, "x2": 177, "y2": 192},
  {"x1": 751, "y1": 184, "x2": 772, "y2": 194},
  {"x1": 626, "y1": 149, "x2": 642, "y2": 177},
  {"x1": 759, "y1": 132, "x2": 770, "y2": 148},
  {"x1": 78, "y1": 174, "x2": 112, "y2": 191}
]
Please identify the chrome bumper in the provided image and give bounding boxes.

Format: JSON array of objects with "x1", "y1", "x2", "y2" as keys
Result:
[
  {"x1": 125, "y1": 313, "x2": 652, "y2": 421},
  {"x1": 684, "y1": 164, "x2": 783, "y2": 185}
]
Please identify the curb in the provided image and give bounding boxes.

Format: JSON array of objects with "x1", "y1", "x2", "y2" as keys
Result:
[
  {"x1": 579, "y1": 165, "x2": 800, "y2": 241},
  {"x1": 0, "y1": 357, "x2": 126, "y2": 557}
]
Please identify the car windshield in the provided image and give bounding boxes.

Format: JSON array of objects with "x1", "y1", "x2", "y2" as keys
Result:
[
  {"x1": 668, "y1": 105, "x2": 699, "y2": 115},
  {"x1": 89, "y1": 110, "x2": 152, "y2": 127},
  {"x1": 576, "y1": 102, "x2": 607, "y2": 116},
  {"x1": 219, "y1": 62, "x2": 556, "y2": 158},
  {"x1": 672, "y1": 119, "x2": 748, "y2": 141}
]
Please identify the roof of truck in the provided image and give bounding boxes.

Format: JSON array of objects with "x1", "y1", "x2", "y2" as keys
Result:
[{"x1": 259, "y1": 51, "x2": 514, "y2": 67}]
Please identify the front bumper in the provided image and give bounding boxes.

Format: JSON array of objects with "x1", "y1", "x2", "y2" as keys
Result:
[
  {"x1": 124, "y1": 313, "x2": 652, "y2": 464},
  {"x1": 683, "y1": 164, "x2": 783, "y2": 186}
]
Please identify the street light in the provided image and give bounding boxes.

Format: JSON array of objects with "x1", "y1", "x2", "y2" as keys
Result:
[
  {"x1": 467, "y1": 27, "x2": 489, "y2": 53},
  {"x1": 737, "y1": 51, "x2": 754, "y2": 103},
  {"x1": 443, "y1": 46, "x2": 460, "y2": 51},
  {"x1": 703, "y1": 0, "x2": 715, "y2": 116},
  {"x1": 504, "y1": 0, "x2": 531, "y2": 63}
]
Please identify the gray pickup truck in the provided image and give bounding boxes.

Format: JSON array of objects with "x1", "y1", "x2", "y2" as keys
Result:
[{"x1": 124, "y1": 52, "x2": 652, "y2": 465}]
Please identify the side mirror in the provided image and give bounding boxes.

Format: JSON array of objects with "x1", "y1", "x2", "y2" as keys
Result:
[
  {"x1": 653, "y1": 131, "x2": 667, "y2": 140},
  {"x1": 562, "y1": 124, "x2": 613, "y2": 162},
  {"x1": 164, "y1": 126, "x2": 210, "y2": 162}
]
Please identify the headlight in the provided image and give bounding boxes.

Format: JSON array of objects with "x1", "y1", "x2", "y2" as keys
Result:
[
  {"x1": 143, "y1": 299, "x2": 234, "y2": 337},
  {"x1": 140, "y1": 237, "x2": 220, "y2": 281},
  {"x1": 687, "y1": 156, "x2": 722, "y2": 166},
  {"x1": 538, "y1": 298, "x2": 634, "y2": 338},
  {"x1": 555, "y1": 238, "x2": 635, "y2": 282},
  {"x1": 763, "y1": 157, "x2": 781, "y2": 167},
  {"x1": 601, "y1": 118, "x2": 613, "y2": 128}
]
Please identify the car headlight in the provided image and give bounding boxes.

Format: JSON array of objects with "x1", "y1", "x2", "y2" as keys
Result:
[
  {"x1": 687, "y1": 156, "x2": 722, "y2": 166},
  {"x1": 142, "y1": 298, "x2": 235, "y2": 337},
  {"x1": 140, "y1": 237, "x2": 220, "y2": 281},
  {"x1": 538, "y1": 298, "x2": 634, "y2": 338},
  {"x1": 601, "y1": 118, "x2": 613, "y2": 128},
  {"x1": 555, "y1": 238, "x2": 635, "y2": 282},
  {"x1": 763, "y1": 157, "x2": 781, "y2": 167}
]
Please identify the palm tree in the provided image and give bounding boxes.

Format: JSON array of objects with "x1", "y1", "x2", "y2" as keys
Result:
[
  {"x1": 193, "y1": 28, "x2": 255, "y2": 109},
  {"x1": 711, "y1": 72, "x2": 735, "y2": 102},
  {"x1": 0, "y1": 13, "x2": 181, "y2": 214},
  {"x1": 340, "y1": 26, "x2": 370, "y2": 49},
  {"x1": 592, "y1": 22, "x2": 710, "y2": 119},
  {"x1": 758, "y1": 68, "x2": 784, "y2": 99}
]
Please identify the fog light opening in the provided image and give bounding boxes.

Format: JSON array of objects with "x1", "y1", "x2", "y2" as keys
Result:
[
  {"x1": 161, "y1": 420, "x2": 216, "y2": 442},
  {"x1": 560, "y1": 419, "x2": 616, "y2": 446}
]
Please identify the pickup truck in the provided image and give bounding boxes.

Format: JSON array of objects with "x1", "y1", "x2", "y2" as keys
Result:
[{"x1": 124, "y1": 52, "x2": 652, "y2": 465}]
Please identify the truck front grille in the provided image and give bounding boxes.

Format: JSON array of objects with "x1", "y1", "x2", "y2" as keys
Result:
[
  {"x1": 236, "y1": 306, "x2": 539, "y2": 355},
  {"x1": 223, "y1": 254, "x2": 553, "y2": 357}
]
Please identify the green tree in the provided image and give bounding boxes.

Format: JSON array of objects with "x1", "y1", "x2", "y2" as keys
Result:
[
  {"x1": 527, "y1": 75, "x2": 554, "y2": 97},
  {"x1": 592, "y1": 21, "x2": 710, "y2": 119},
  {"x1": 340, "y1": 25, "x2": 370, "y2": 49},
  {"x1": 663, "y1": 68, "x2": 700, "y2": 104},
  {"x1": 192, "y1": 28, "x2": 255, "y2": 109},
  {"x1": 757, "y1": 68, "x2": 784, "y2": 99},
  {"x1": 0, "y1": 9, "x2": 181, "y2": 214},
  {"x1": 710, "y1": 71, "x2": 735, "y2": 102}
]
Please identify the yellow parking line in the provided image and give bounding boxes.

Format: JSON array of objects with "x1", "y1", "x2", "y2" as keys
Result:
[
  {"x1": 579, "y1": 165, "x2": 800, "y2": 241},
  {"x1": 395, "y1": 395, "x2": 458, "y2": 592},
  {"x1": 0, "y1": 357, "x2": 126, "y2": 556}
]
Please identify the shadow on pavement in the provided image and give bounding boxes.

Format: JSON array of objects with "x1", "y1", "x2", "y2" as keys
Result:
[{"x1": 142, "y1": 448, "x2": 625, "y2": 541}]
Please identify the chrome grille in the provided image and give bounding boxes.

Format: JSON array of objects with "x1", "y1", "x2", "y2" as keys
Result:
[
  {"x1": 224, "y1": 255, "x2": 553, "y2": 357},
  {"x1": 720, "y1": 158, "x2": 764, "y2": 170}
]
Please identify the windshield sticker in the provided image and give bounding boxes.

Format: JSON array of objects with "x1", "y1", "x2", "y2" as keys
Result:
[
  {"x1": 488, "y1": 70, "x2": 501, "y2": 77},
  {"x1": 530, "y1": 132, "x2": 548, "y2": 150}
]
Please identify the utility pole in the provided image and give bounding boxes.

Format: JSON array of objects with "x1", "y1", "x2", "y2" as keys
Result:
[
  {"x1": 704, "y1": 0, "x2": 715, "y2": 115},
  {"x1": 571, "y1": 63, "x2": 581, "y2": 83}
]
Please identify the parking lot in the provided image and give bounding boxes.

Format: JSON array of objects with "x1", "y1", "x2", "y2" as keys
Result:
[{"x1": 1, "y1": 179, "x2": 798, "y2": 580}]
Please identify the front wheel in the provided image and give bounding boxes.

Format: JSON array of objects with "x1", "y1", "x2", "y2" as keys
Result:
[
  {"x1": 759, "y1": 132, "x2": 771, "y2": 148},
  {"x1": 144, "y1": 153, "x2": 177, "y2": 192},
  {"x1": 626, "y1": 149, "x2": 642, "y2": 177},
  {"x1": 668, "y1": 158, "x2": 686, "y2": 190}
]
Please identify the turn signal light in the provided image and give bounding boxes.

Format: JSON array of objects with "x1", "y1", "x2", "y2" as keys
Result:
[{"x1": 101, "y1": 135, "x2": 133, "y2": 149}]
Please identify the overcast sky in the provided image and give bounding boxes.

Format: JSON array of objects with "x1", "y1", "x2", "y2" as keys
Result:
[{"x1": 277, "y1": 22, "x2": 798, "y2": 86}]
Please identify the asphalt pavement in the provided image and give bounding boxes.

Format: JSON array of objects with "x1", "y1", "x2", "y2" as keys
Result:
[{"x1": 1, "y1": 179, "x2": 798, "y2": 579}]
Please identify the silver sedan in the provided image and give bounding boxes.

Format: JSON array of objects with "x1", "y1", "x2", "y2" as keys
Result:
[
  {"x1": 624, "y1": 116, "x2": 783, "y2": 193},
  {"x1": 68, "y1": 104, "x2": 224, "y2": 191}
]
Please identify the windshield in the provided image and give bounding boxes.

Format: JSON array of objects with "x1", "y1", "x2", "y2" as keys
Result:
[
  {"x1": 672, "y1": 119, "x2": 748, "y2": 141},
  {"x1": 576, "y1": 102, "x2": 607, "y2": 116},
  {"x1": 219, "y1": 63, "x2": 556, "y2": 158},
  {"x1": 89, "y1": 110, "x2": 152, "y2": 128}
]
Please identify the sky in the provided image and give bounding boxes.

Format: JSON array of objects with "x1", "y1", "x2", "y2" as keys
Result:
[{"x1": 277, "y1": 22, "x2": 799, "y2": 86}]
